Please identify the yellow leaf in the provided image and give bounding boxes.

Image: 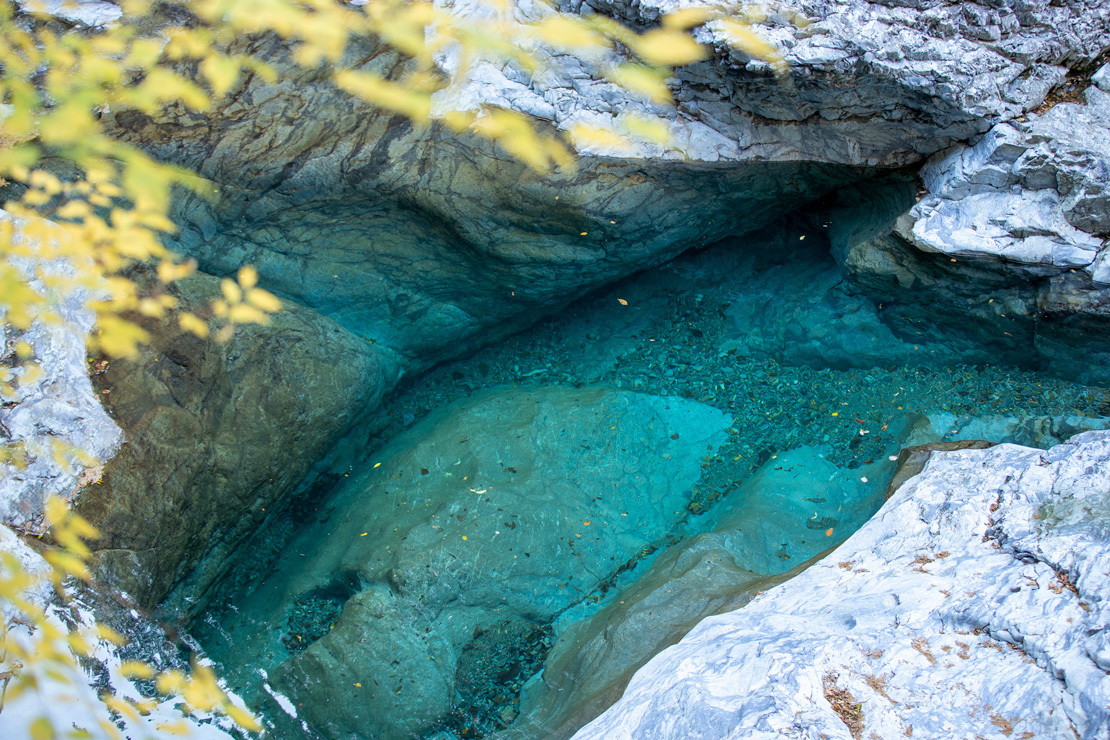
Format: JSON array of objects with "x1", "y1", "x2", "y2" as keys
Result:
[
  {"x1": 200, "y1": 54, "x2": 240, "y2": 98},
  {"x1": 620, "y1": 113, "x2": 673, "y2": 147},
  {"x1": 536, "y1": 16, "x2": 610, "y2": 53},
  {"x1": 569, "y1": 124, "x2": 633, "y2": 154},
  {"x1": 220, "y1": 277, "x2": 242, "y2": 304},
  {"x1": 155, "y1": 669, "x2": 186, "y2": 695},
  {"x1": 157, "y1": 259, "x2": 196, "y2": 283},
  {"x1": 245, "y1": 287, "x2": 281, "y2": 313},
  {"x1": 30, "y1": 717, "x2": 55, "y2": 740},
  {"x1": 662, "y1": 8, "x2": 714, "y2": 30},
  {"x1": 94, "y1": 316, "x2": 150, "y2": 359},
  {"x1": 617, "y1": 298, "x2": 628, "y2": 305},
  {"x1": 333, "y1": 69, "x2": 431, "y2": 122},
  {"x1": 632, "y1": 28, "x2": 707, "y2": 67},
  {"x1": 237, "y1": 264, "x2": 258, "y2": 289},
  {"x1": 606, "y1": 64, "x2": 671, "y2": 103},
  {"x1": 178, "y1": 312, "x2": 210, "y2": 339},
  {"x1": 120, "y1": 660, "x2": 155, "y2": 679},
  {"x1": 138, "y1": 298, "x2": 166, "y2": 318},
  {"x1": 228, "y1": 303, "x2": 268, "y2": 325},
  {"x1": 224, "y1": 704, "x2": 261, "y2": 732},
  {"x1": 718, "y1": 21, "x2": 782, "y2": 69},
  {"x1": 44, "y1": 550, "x2": 90, "y2": 581}
]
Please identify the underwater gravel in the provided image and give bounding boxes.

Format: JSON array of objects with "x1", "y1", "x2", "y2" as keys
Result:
[{"x1": 197, "y1": 240, "x2": 1109, "y2": 740}]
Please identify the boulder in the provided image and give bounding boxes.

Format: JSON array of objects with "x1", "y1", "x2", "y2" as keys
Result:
[
  {"x1": 572, "y1": 430, "x2": 1110, "y2": 740},
  {"x1": 73, "y1": 269, "x2": 392, "y2": 609},
  {"x1": 200, "y1": 385, "x2": 730, "y2": 739}
]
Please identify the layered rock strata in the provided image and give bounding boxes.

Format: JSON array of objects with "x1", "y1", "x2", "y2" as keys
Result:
[
  {"x1": 73, "y1": 270, "x2": 393, "y2": 608},
  {"x1": 103, "y1": 0, "x2": 1110, "y2": 380}
]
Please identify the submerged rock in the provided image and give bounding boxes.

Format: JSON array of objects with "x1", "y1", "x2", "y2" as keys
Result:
[
  {"x1": 572, "y1": 431, "x2": 1110, "y2": 740},
  {"x1": 500, "y1": 444, "x2": 900, "y2": 740},
  {"x1": 73, "y1": 269, "x2": 392, "y2": 609},
  {"x1": 201, "y1": 385, "x2": 729, "y2": 739}
]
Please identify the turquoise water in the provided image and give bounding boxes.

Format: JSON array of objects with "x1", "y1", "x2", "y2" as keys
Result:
[{"x1": 192, "y1": 223, "x2": 1109, "y2": 740}]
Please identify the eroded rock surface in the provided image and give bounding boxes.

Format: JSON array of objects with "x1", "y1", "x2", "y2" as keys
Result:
[
  {"x1": 0, "y1": 209, "x2": 123, "y2": 531},
  {"x1": 831, "y1": 65, "x2": 1110, "y2": 383},
  {"x1": 199, "y1": 385, "x2": 729, "y2": 740},
  {"x1": 573, "y1": 431, "x2": 1110, "y2": 740},
  {"x1": 101, "y1": 1, "x2": 1110, "y2": 380},
  {"x1": 74, "y1": 270, "x2": 391, "y2": 608}
]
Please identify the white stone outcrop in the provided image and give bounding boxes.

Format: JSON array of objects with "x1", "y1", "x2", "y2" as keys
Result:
[
  {"x1": 0, "y1": 211, "x2": 122, "y2": 531},
  {"x1": 467, "y1": 0, "x2": 1110, "y2": 163},
  {"x1": 573, "y1": 431, "x2": 1110, "y2": 740},
  {"x1": 900, "y1": 63, "x2": 1110, "y2": 280}
]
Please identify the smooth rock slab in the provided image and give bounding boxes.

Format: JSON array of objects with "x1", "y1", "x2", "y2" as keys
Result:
[
  {"x1": 572, "y1": 431, "x2": 1110, "y2": 740},
  {"x1": 208, "y1": 385, "x2": 729, "y2": 739}
]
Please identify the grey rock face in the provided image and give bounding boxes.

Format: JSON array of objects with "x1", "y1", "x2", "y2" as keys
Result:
[
  {"x1": 573, "y1": 430, "x2": 1110, "y2": 740},
  {"x1": 830, "y1": 67, "x2": 1110, "y2": 383},
  {"x1": 102, "y1": 1, "x2": 1109, "y2": 380},
  {"x1": 905, "y1": 74, "x2": 1110, "y2": 277},
  {"x1": 73, "y1": 269, "x2": 391, "y2": 608},
  {"x1": 576, "y1": 0, "x2": 1109, "y2": 163}
]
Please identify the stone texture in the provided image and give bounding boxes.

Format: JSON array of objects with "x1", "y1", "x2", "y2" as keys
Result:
[
  {"x1": 202, "y1": 385, "x2": 729, "y2": 739},
  {"x1": 827, "y1": 66, "x2": 1110, "y2": 384},
  {"x1": 905, "y1": 72, "x2": 1110, "y2": 277},
  {"x1": 100, "y1": 0, "x2": 1110, "y2": 380},
  {"x1": 572, "y1": 0, "x2": 1109, "y2": 162},
  {"x1": 0, "y1": 210, "x2": 122, "y2": 532},
  {"x1": 572, "y1": 431, "x2": 1110, "y2": 740},
  {"x1": 497, "y1": 444, "x2": 899, "y2": 740},
  {"x1": 73, "y1": 269, "x2": 391, "y2": 609}
]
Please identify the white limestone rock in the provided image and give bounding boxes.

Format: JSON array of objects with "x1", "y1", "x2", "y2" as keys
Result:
[
  {"x1": 899, "y1": 71, "x2": 1110, "y2": 280},
  {"x1": 572, "y1": 431, "x2": 1110, "y2": 740},
  {"x1": 0, "y1": 210, "x2": 122, "y2": 531},
  {"x1": 0, "y1": 522, "x2": 241, "y2": 740}
]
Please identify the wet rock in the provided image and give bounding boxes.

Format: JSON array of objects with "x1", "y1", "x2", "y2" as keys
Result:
[
  {"x1": 272, "y1": 585, "x2": 456, "y2": 740},
  {"x1": 572, "y1": 431, "x2": 1110, "y2": 740},
  {"x1": 74, "y1": 269, "x2": 391, "y2": 609},
  {"x1": 487, "y1": 441, "x2": 908, "y2": 740},
  {"x1": 211, "y1": 385, "x2": 729, "y2": 739}
]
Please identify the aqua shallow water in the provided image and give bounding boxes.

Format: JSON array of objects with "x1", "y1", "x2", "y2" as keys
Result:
[{"x1": 192, "y1": 222, "x2": 1110, "y2": 740}]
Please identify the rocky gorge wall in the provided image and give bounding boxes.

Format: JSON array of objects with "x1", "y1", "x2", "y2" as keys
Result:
[{"x1": 3, "y1": 0, "x2": 1110, "y2": 738}]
